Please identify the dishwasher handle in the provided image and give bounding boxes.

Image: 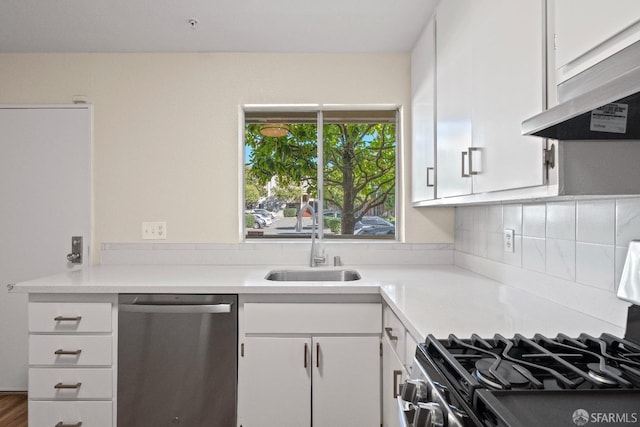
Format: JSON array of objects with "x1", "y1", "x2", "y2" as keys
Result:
[{"x1": 119, "y1": 303, "x2": 232, "y2": 314}]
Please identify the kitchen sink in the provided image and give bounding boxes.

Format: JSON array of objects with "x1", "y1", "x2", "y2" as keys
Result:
[{"x1": 265, "y1": 269, "x2": 361, "y2": 282}]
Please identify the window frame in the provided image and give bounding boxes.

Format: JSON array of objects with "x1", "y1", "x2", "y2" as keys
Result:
[{"x1": 240, "y1": 104, "x2": 402, "y2": 242}]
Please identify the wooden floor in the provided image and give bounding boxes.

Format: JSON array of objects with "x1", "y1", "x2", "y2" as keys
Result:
[{"x1": 0, "y1": 394, "x2": 27, "y2": 427}]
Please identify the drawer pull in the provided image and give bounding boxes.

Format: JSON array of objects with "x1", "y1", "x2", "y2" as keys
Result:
[
  {"x1": 56, "y1": 422, "x2": 83, "y2": 427},
  {"x1": 54, "y1": 316, "x2": 82, "y2": 322},
  {"x1": 393, "y1": 369, "x2": 403, "y2": 398},
  {"x1": 54, "y1": 382, "x2": 82, "y2": 389},
  {"x1": 54, "y1": 349, "x2": 82, "y2": 356},
  {"x1": 385, "y1": 327, "x2": 398, "y2": 341},
  {"x1": 304, "y1": 343, "x2": 308, "y2": 368}
]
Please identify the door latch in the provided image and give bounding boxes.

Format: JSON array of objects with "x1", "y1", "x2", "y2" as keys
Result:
[{"x1": 67, "y1": 236, "x2": 83, "y2": 264}]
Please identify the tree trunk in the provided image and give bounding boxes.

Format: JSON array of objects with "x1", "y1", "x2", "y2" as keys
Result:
[{"x1": 340, "y1": 138, "x2": 357, "y2": 234}]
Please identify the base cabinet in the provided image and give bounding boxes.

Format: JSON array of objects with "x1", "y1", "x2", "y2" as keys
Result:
[
  {"x1": 237, "y1": 301, "x2": 382, "y2": 427},
  {"x1": 381, "y1": 338, "x2": 405, "y2": 427},
  {"x1": 27, "y1": 295, "x2": 116, "y2": 427}
]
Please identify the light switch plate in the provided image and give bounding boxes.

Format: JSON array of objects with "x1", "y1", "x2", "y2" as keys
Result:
[
  {"x1": 142, "y1": 221, "x2": 167, "y2": 240},
  {"x1": 503, "y1": 229, "x2": 515, "y2": 252}
]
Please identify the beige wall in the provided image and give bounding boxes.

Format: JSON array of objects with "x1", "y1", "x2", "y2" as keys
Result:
[{"x1": 0, "y1": 53, "x2": 453, "y2": 257}]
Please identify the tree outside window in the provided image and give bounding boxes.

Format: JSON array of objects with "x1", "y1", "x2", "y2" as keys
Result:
[{"x1": 244, "y1": 109, "x2": 397, "y2": 239}]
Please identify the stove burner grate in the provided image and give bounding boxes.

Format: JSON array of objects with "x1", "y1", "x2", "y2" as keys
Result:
[{"x1": 474, "y1": 358, "x2": 531, "y2": 390}]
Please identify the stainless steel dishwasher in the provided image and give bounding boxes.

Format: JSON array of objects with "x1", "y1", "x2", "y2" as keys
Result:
[{"x1": 118, "y1": 294, "x2": 237, "y2": 427}]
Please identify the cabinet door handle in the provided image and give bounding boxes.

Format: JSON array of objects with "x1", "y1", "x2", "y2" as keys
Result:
[
  {"x1": 426, "y1": 167, "x2": 435, "y2": 187},
  {"x1": 54, "y1": 382, "x2": 82, "y2": 389},
  {"x1": 56, "y1": 422, "x2": 83, "y2": 427},
  {"x1": 304, "y1": 343, "x2": 308, "y2": 368},
  {"x1": 54, "y1": 349, "x2": 82, "y2": 356},
  {"x1": 468, "y1": 147, "x2": 481, "y2": 175},
  {"x1": 54, "y1": 316, "x2": 82, "y2": 322},
  {"x1": 393, "y1": 370, "x2": 403, "y2": 398},
  {"x1": 385, "y1": 327, "x2": 398, "y2": 341},
  {"x1": 316, "y1": 343, "x2": 320, "y2": 368},
  {"x1": 461, "y1": 151, "x2": 470, "y2": 177}
]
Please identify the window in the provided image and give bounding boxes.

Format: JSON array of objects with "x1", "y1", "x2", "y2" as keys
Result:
[{"x1": 244, "y1": 108, "x2": 397, "y2": 240}]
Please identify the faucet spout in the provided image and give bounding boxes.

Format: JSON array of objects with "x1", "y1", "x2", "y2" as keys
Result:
[{"x1": 296, "y1": 202, "x2": 326, "y2": 267}]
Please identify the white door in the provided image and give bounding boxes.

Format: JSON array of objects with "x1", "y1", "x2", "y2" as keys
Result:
[
  {"x1": 312, "y1": 336, "x2": 380, "y2": 427},
  {"x1": 238, "y1": 337, "x2": 311, "y2": 427},
  {"x1": 0, "y1": 106, "x2": 91, "y2": 390}
]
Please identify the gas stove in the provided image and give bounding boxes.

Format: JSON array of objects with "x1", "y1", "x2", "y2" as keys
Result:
[{"x1": 399, "y1": 330, "x2": 640, "y2": 427}]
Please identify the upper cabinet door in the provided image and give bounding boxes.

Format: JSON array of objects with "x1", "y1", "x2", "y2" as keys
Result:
[
  {"x1": 436, "y1": 0, "x2": 473, "y2": 199},
  {"x1": 411, "y1": 17, "x2": 437, "y2": 204},
  {"x1": 469, "y1": 0, "x2": 546, "y2": 194},
  {"x1": 554, "y1": 0, "x2": 640, "y2": 82}
]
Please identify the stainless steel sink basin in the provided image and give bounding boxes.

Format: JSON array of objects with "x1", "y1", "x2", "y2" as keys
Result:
[{"x1": 265, "y1": 269, "x2": 361, "y2": 282}]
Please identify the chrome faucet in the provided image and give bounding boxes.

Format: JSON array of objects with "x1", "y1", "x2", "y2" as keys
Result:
[{"x1": 295, "y1": 203, "x2": 327, "y2": 267}]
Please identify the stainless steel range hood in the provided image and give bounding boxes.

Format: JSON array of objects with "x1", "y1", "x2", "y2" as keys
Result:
[{"x1": 522, "y1": 40, "x2": 640, "y2": 140}]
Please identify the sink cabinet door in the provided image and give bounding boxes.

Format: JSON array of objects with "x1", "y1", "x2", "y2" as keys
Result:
[
  {"x1": 311, "y1": 336, "x2": 380, "y2": 427},
  {"x1": 238, "y1": 337, "x2": 311, "y2": 427}
]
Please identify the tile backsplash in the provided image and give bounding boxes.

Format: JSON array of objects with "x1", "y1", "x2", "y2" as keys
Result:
[
  {"x1": 455, "y1": 198, "x2": 640, "y2": 291},
  {"x1": 455, "y1": 198, "x2": 640, "y2": 326}
]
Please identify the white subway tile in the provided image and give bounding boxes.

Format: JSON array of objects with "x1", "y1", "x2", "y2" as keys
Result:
[
  {"x1": 487, "y1": 205, "x2": 503, "y2": 233},
  {"x1": 576, "y1": 200, "x2": 615, "y2": 245},
  {"x1": 503, "y1": 204, "x2": 523, "y2": 235},
  {"x1": 487, "y1": 232, "x2": 504, "y2": 262},
  {"x1": 546, "y1": 201, "x2": 575, "y2": 240},
  {"x1": 616, "y1": 198, "x2": 640, "y2": 248},
  {"x1": 473, "y1": 206, "x2": 489, "y2": 232},
  {"x1": 576, "y1": 243, "x2": 615, "y2": 291},
  {"x1": 523, "y1": 204, "x2": 546, "y2": 238},
  {"x1": 546, "y1": 239, "x2": 575, "y2": 281},
  {"x1": 523, "y1": 237, "x2": 546, "y2": 273},
  {"x1": 473, "y1": 231, "x2": 488, "y2": 258}
]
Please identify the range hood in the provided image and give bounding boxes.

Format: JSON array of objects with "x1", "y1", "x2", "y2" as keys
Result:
[{"x1": 522, "y1": 40, "x2": 640, "y2": 140}]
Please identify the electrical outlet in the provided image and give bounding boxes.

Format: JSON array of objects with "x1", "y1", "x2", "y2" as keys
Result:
[
  {"x1": 503, "y1": 229, "x2": 515, "y2": 252},
  {"x1": 142, "y1": 221, "x2": 167, "y2": 240}
]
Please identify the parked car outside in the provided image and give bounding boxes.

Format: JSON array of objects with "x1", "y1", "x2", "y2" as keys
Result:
[
  {"x1": 253, "y1": 209, "x2": 276, "y2": 219},
  {"x1": 354, "y1": 225, "x2": 395, "y2": 235},
  {"x1": 354, "y1": 216, "x2": 394, "y2": 231},
  {"x1": 252, "y1": 214, "x2": 267, "y2": 229},
  {"x1": 253, "y1": 212, "x2": 272, "y2": 226}
]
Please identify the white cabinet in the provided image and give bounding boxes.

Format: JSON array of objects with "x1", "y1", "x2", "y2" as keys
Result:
[
  {"x1": 381, "y1": 327, "x2": 406, "y2": 427},
  {"x1": 238, "y1": 301, "x2": 381, "y2": 427},
  {"x1": 239, "y1": 337, "x2": 311, "y2": 427},
  {"x1": 28, "y1": 295, "x2": 116, "y2": 427},
  {"x1": 469, "y1": 0, "x2": 545, "y2": 194},
  {"x1": 381, "y1": 304, "x2": 419, "y2": 427},
  {"x1": 413, "y1": 0, "x2": 547, "y2": 204},
  {"x1": 554, "y1": 0, "x2": 640, "y2": 82},
  {"x1": 411, "y1": 15, "x2": 436, "y2": 203},
  {"x1": 435, "y1": 0, "x2": 473, "y2": 199}
]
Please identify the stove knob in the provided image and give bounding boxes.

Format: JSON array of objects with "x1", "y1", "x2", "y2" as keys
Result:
[
  {"x1": 400, "y1": 379, "x2": 428, "y2": 403},
  {"x1": 413, "y1": 402, "x2": 444, "y2": 427}
]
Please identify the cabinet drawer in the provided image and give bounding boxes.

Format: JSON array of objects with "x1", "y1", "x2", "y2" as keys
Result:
[
  {"x1": 30, "y1": 335, "x2": 112, "y2": 366},
  {"x1": 29, "y1": 368, "x2": 112, "y2": 399},
  {"x1": 29, "y1": 401, "x2": 112, "y2": 427},
  {"x1": 383, "y1": 305, "x2": 406, "y2": 362},
  {"x1": 29, "y1": 302, "x2": 112, "y2": 333},
  {"x1": 405, "y1": 333, "x2": 419, "y2": 368},
  {"x1": 244, "y1": 303, "x2": 381, "y2": 334}
]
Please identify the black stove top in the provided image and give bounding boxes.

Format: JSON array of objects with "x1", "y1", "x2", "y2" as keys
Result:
[
  {"x1": 412, "y1": 333, "x2": 640, "y2": 427},
  {"x1": 428, "y1": 333, "x2": 640, "y2": 392}
]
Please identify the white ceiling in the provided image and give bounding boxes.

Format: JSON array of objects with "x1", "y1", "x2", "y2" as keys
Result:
[{"x1": 0, "y1": 0, "x2": 438, "y2": 53}]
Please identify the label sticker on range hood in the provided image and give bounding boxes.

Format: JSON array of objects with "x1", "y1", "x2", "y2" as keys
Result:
[{"x1": 590, "y1": 102, "x2": 629, "y2": 134}]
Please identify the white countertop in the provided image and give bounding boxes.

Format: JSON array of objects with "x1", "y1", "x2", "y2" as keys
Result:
[{"x1": 11, "y1": 264, "x2": 626, "y2": 340}]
